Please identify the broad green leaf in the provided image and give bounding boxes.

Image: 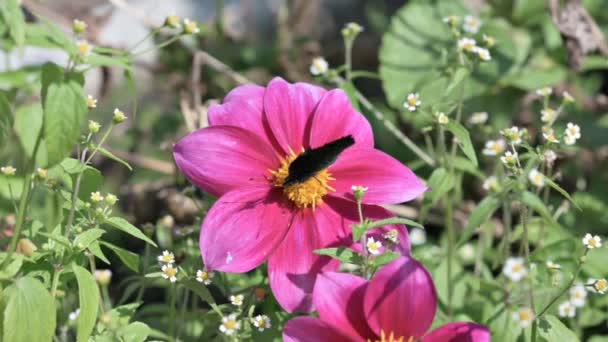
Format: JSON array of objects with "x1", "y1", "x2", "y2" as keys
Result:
[
  {"x1": 73, "y1": 228, "x2": 106, "y2": 250},
  {"x1": 537, "y1": 315, "x2": 579, "y2": 342},
  {"x1": 13, "y1": 104, "x2": 47, "y2": 165},
  {"x1": 73, "y1": 264, "x2": 101, "y2": 342},
  {"x1": 0, "y1": 0, "x2": 26, "y2": 46},
  {"x1": 370, "y1": 250, "x2": 400, "y2": 267},
  {"x1": 41, "y1": 63, "x2": 88, "y2": 166},
  {"x1": 314, "y1": 247, "x2": 361, "y2": 264},
  {"x1": 0, "y1": 254, "x2": 23, "y2": 280},
  {"x1": 104, "y1": 217, "x2": 157, "y2": 247},
  {"x1": 118, "y1": 322, "x2": 151, "y2": 342},
  {"x1": 181, "y1": 279, "x2": 222, "y2": 316},
  {"x1": 544, "y1": 177, "x2": 580, "y2": 209},
  {"x1": 452, "y1": 156, "x2": 484, "y2": 179},
  {"x1": 445, "y1": 120, "x2": 478, "y2": 166},
  {"x1": 88, "y1": 241, "x2": 111, "y2": 265},
  {"x1": 531, "y1": 239, "x2": 577, "y2": 263},
  {"x1": 86, "y1": 54, "x2": 133, "y2": 71},
  {"x1": 458, "y1": 195, "x2": 501, "y2": 246},
  {"x1": 0, "y1": 93, "x2": 12, "y2": 149},
  {"x1": 100, "y1": 241, "x2": 140, "y2": 273},
  {"x1": 520, "y1": 191, "x2": 559, "y2": 228},
  {"x1": 95, "y1": 146, "x2": 133, "y2": 171},
  {"x1": 3, "y1": 277, "x2": 56, "y2": 342}
]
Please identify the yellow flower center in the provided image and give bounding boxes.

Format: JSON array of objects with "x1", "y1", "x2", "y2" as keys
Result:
[
  {"x1": 369, "y1": 331, "x2": 415, "y2": 342},
  {"x1": 595, "y1": 279, "x2": 607, "y2": 292},
  {"x1": 519, "y1": 310, "x2": 532, "y2": 321},
  {"x1": 589, "y1": 239, "x2": 599, "y2": 248},
  {"x1": 512, "y1": 264, "x2": 523, "y2": 273},
  {"x1": 270, "y1": 148, "x2": 335, "y2": 209},
  {"x1": 408, "y1": 97, "x2": 419, "y2": 106},
  {"x1": 164, "y1": 266, "x2": 177, "y2": 277},
  {"x1": 224, "y1": 319, "x2": 237, "y2": 330}
]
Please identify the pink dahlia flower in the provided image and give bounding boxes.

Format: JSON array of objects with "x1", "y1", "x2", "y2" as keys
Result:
[
  {"x1": 284, "y1": 256, "x2": 490, "y2": 342},
  {"x1": 173, "y1": 77, "x2": 426, "y2": 312}
]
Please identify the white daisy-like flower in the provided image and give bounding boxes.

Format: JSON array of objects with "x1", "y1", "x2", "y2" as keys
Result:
[
  {"x1": 94, "y1": 269, "x2": 112, "y2": 285},
  {"x1": 500, "y1": 151, "x2": 518, "y2": 167},
  {"x1": 68, "y1": 309, "x2": 80, "y2": 321},
  {"x1": 410, "y1": 228, "x2": 426, "y2": 246},
  {"x1": 90, "y1": 191, "x2": 104, "y2": 203},
  {"x1": 536, "y1": 87, "x2": 552, "y2": 97},
  {"x1": 196, "y1": 269, "x2": 214, "y2": 285},
  {"x1": 473, "y1": 47, "x2": 491, "y2": 61},
  {"x1": 512, "y1": 307, "x2": 535, "y2": 328},
  {"x1": 546, "y1": 260, "x2": 561, "y2": 270},
  {"x1": 544, "y1": 150, "x2": 557, "y2": 166},
  {"x1": 158, "y1": 250, "x2": 175, "y2": 264},
  {"x1": 570, "y1": 284, "x2": 587, "y2": 307},
  {"x1": 366, "y1": 237, "x2": 382, "y2": 255},
  {"x1": 564, "y1": 123, "x2": 581, "y2": 145},
  {"x1": 76, "y1": 40, "x2": 92, "y2": 57},
  {"x1": 469, "y1": 111, "x2": 488, "y2": 125},
  {"x1": 528, "y1": 169, "x2": 545, "y2": 188},
  {"x1": 502, "y1": 257, "x2": 527, "y2": 282},
  {"x1": 540, "y1": 108, "x2": 557, "y2": 123},
  {"x1": 582, "y1": 233, "x2": 601, "y2": 249},
  {"x1": 482, "y1": 176, "x2": 499, "y2": 192},
  {"x1": 558, "y1": 301, "x2": 576, "y2": 318},
  {"x1": 458, "y1": 243, "x2": 475, "y2": 263},
  {"x1": 482, "y1": 139, "x2": 506, "y2": 156},
  {"x1": 219, "y1": 314, "x2": 241, "y2": 335},
  {"x1": 501, "y1": 126, "x2": 522, "y2": 145},
  {"x1": 1, "y1": 166, "x2": 16, "y2": 176},
  {"x1": 457, "y1": 38, "x2": 477, "y2": 52},
  {"x1": 251, "y1": 315, "x2": 272, "y2": 332},
  {"x1": 436, "y1": 112, "x2": 449, "y2": 125},
  {"x1": 462, "y1": 15, "x2": 481, "y2": 33},
  {"x1": 592, "y1": 278, "x2": 607, "y2": 294},
  {"x1": 86, "y1": 95, "x2": 97, "y2": 109},
  {"x1": 182, "y1": 19, "x2": 200, "y2": 34},
  {"x1": 164, "y1": 14, "x2": 181, "y2": 29},
  {"x1": 161, "y1": 264, "x2": 178, "y2": 283},
  {"x1": 563, "y1": 91, "x2": 575, "y2": 103},
  {"x1": 230, "y1": 294, "x2": 244, "y2": 307},
  {"x1": 542, "y1": 128, "x2": 559, "y2": 144},
  {"x1": 309, "y1": 57, "x2": 329, "y2": 76},
  {"x1": 404, "y1": 93, "x2": 421, "y2": 112},
  {"x1": 383, "y1": 229, "x2": 400, "y2": 244}
]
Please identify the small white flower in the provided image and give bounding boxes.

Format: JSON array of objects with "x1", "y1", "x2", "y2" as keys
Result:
[
  {"x1": 482, "y1": 34, "x2": 496, "y2": 47},
  {"x1": 196, "y1": 269, "x2": 214, "y2": 285},
  {"x1": 540, "y1": 108, "x2": 557, "y2": 123},
  {"x1": 462, "y1": 15, "x2": 481, "y2": 33},
  {"x1": 501, "y1": 126, "x2": 522, "y2": 145},
  {"x1": 251, "y1": 315, "x2": 271, "y2": 332},
  {"x1": 546, "y1": 260, "x2": 561, "y2": 269},
  {"x1": 458, "y1": 243, "x2": 475, "y2": 263},
  {"x1": 500, "y1": 151, "x2": 519, "y2": 167},
  {"x1": 558, "y1": 301, "x2": 576, "y2": 318},
  {"x1": 503, "y1": 257, "x2": 527, "y2": 282},
  {"x1": 86, "y1": 95, "x2": 97, "y2": 109},
  {"x1": 366, "y1": 237, "x2": 382, "y2": 255},
  {"x1": 544, "y1": 150, "x2": 557, "y2": 166},
  {"x1": 442, "y1": 15, "x2": 459, "y2": 26},
  {"x1": 482, "y1": 139, "x2": 506, "y2": 156},
  {"x1": 410, "y1": 228, "x2": 426, "y2": 246},
  {"x1": 76, "y1": 40, "x2": 92, "y2": 57},
  {"x1": 592, "y1": 278, "x2": 607, "y2": 294},
  {"x1": 570, "y1": 284, "x2": 587, "y2": 307},
  {"x1": 161, "y1": 264, "x2": 178, "y2": 283},
  {"x1": 528, "y1": 169, "x2": 545, "y2": 188},
  {"x1": 582, "y1": 233, "x2": 602, "y2": 249},
  {"x1": 230, "y1": 294, "x2": 244, "y2": 307},
  {"x1": 158, "y1": 250, "x2": 175, "y2": 264},
  {"x1": 94, "y1": 269, "x2": 112, "y2": 285},
  {"x1": 1, "y1": 166, "x2": 16, "y2": 176},
  {"x1": 473, "y1": 46, "x2": 491, "y2": 61},
  {"x1": 482, "y1": 176, "x2": 499, "y2": 192},
  {"x1": 513, "y1": 307, "x2": 535, "y2": 328},
  {"x1": 563, "y1": 91, "x2": 575, "y2": 103},
  {"x1": 113, "y1": 108, "x2": 127, "y2": 124},
  {"x1": 309, "y1": 57, "x2": 329, "y2": 76},
  {"x1": 383, "y1": 229, "x2": 400, "y2": 244},
  {"x1": 542, "y1": 128, "x2": 559, "y2": 144},
  {"x1": 404, "y1": 93, "x2": 421, "y2": 112},
  {"x1": 469, "y1": 111, "x2": 488, "y2": 125},
  {"x1": 90, "y1": 191, "x2": 104, "y2": 203},
  {"x1": 219, "y1": 314, "x2": 241, "y2": 335},
  {"x1": 457, "y1": 38, "x2": 477, "y2": 52},
  {"x1": 436, "y1": 112, "x2": 449, "y2": 125},
  {"x1": 182, "y1": 19, "x2": 200, "y2": 34},
  {"x1": 164, "y1": 14, "x2": 181, "y2": 29},
  {"x1": 536, "y1": 87, "x2": 553, "y2": 97},
  {"x1": 564, "y1": 123, "x2": 581, "y2": 145},
  {"x1": 68, "y1": 309, "x2": 80, "y2": 321}
]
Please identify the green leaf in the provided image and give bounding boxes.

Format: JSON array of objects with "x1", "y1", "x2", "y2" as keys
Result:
[
  {"x1": 118, "y1": 322, "x2": 150, "y2": 342},
  {"x1": 353, "y1": 217, "x2": 424, "y2": 242},
  {"x1": 41, "y1": 63, "x2": 88, "y2": 166},
  {"x1": 100, "y1": 241, "x2": 140, "y2": 273},
  {"x1": 181, "y1": 279, "x2": 222, "y2": 316},
  {"x1": 424, "y1": 168, "x2": 455, "y2": 207},
  {"x1": 520, "y1": 191, "x2": 559, "y2": 228},
  {"x1": 0, "y1": 93, "x2": 12, "y2": 150},
  {"x1": 531, "y1": 239, "x2": 577, "y2": 263},
  {"x1": 339, "y1": 82, "x2": 362, "y2": 112},
  {"x1": 452, "y1": 156, "x2": 484, "y2": 179},
  {"x1": 88, "y1": 241, "x2": 111, "y2": 265},
  {"x1": 3, "y1": 277, "x2": 56, "y2": 342},
  {"x1": 0, "y1": 254, "x2": 23, "y2": 280},
  {"x1": 73, "y1": 228, "x2": 106, "y2": 250},
  {"x1": 370, "y1": 250, "x2": 400, "y2": 267},
  {"x1": 95, "y1": 146, "x2": 133, "y2": 171},
  {"x1": 0, "y1": 0, "x2": 26, "y2": 46},
  {"x1": 457, "y1": 195, "x2": 501, "y2": 246},
  {"x1": 537, "y1": 315, "x2": 579, "y2": 342},
  {"x1": 445, "y1": 120, "x2": 478, "y2": 166},
  {"x1": 13, "y1": 104, "x2": 47, "y2": 165},
  {"x1": 72, "y1": 264, "x2": 101, "y2": 342},
  {"x1": 313, "y1": 247, "x2": 361, "y2": 264},
  {"x1": 104, "y1": 217, "x2": 157, "y2": 247},
  {"x1": 544, "y1": 177, "x2": 580, "y2": 209}
]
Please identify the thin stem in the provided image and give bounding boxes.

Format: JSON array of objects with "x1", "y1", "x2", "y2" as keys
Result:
[
  {"x1": 135, "y1": 243, "x2": 151, "y2": 303},
  {"x1": 345, "y1": 40, "x2": 353, "y2": 82},
  {"x1": 51, "y1": 267, "x2": 63, "y2": 297},
  {"x1": 501, "y1": 195, "x2": 512, "y2": 263},
  {"x1": 445, "y1": 194, "x2": 455, "y2": 320},
  {"x1": 133, "y1": 35, "x2": 183, "y2": 56},
  {"x1": 356, "y1": 198, "x2": 368, "y2": 279},
  {"x1": 350, "y1": 70, "x2": 380, "y2": 80},
  {"x1": 169, "y1": 284, "x2": 177, "y2": 339},
  {"x1": 128, "y1": 28, "x2": 160, "y2": 53}
]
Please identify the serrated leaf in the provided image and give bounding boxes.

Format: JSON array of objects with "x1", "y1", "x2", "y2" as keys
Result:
[
  {"x1": 95, "y1": 146, "x2": 132, "y2": 171},
  {"x1": 537, "y1": 315, "x2": 579, "y2": 342},
  {"x1": 0, "y1": 0, "x2": 26, "y2": 46},
  {"x1": 118, "y1": 322, "x2": 150, "y2": 342},
  {"x1": 88, "y1": 241, "x2": 111, "y2": 265},
  {"x1": 3, "y1": 277, "x2": 56, "y2": 342},
  {"x1": 370, "y1": 250, "x2": 400, "y2": 267},
  {"x1": 458, "y1": 195, "x2": 501, "y2": 246},
  {"x1": 100, "y1": 241, "x2": 140, "y2": 273},
  {"x1": 445, "y1": 120, "x2": 478, "y2": 166},
  {"x1": 313, "y1": 247, "x2": 361, "y2": 264},
  {"x1": 104, "y1": 217, "x2": 157, "y2": 247},
  {"x1": 72, "y1": 264, "x2": 100, "y2": 342},
  {"x1": 13, "y1": 104, "x2": 47, "y2": 165}
]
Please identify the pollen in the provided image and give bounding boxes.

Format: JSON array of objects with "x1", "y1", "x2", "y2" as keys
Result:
[
  {"x1": 269, "y1": 148, "x2": 335, "y2": 209},
  {"x1": 368, "y1": 331, "x2": 414, "y2": 342}
]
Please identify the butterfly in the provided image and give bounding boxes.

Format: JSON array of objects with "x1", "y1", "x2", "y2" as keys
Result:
[{"x1": 283, "y1": 135, "x2": 355, "y2": 187}]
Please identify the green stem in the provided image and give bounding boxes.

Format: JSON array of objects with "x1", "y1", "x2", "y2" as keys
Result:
[
  {"x1": 445, "y1": 193, "x2": 455, "y2": 320},
  {"x1": 51, "y1": 267, "x2": 63, "y2": 297},
  {"x1": 349, "y1": 70, "x2": 380, "y2": 80},
  {"x1": 344, "y1": 39, "x2": 353, "y2": 82},
  {"x1": 356, "y1": 198, "x2": 368, "y2": 279},
  {"x1": 128, "y1": 28, "x2": 160, "y2": 53},
  {"x1": 133, "y1": 35, "x2": 183, "y2": 56},
  {"x1": 169, "y1": 284, "x2": 177, "y2": 339}
]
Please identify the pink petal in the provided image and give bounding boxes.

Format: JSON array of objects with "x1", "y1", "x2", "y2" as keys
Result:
[
  {"x1": 422, "y1": 322, "x2": 491, "y2": 342},
  {"x1": 314, "y1": 272, "x2": 376, "y2": 340},
  {"x1": 223, "y1": 84, "x2": 265, "y2": 103},
  {"x1": 173, "y1": 126, "x2": 279, "y2": 197},
  {"x1": 268, "y1": 205, "x2": 347, "y2": 313},
  {"x1": 200, "y1": 187, "x2": 292, "y2": 272},
  {"x1": 329, "y1": 147, "x2": 427, "y2": 205},
  {"x1": 263, "y1": 77, "x2": 326, "y2": 154},
  {"x1": 283, "y1": 317, "x2": 356, "y2": 342},
  {"x1": 325, "y1": 196, "x2": 411, "y2": 254},
  {"x1": 309, "y1": 89, "x2": 374, "y2": 149},
  {"x1": 364, "y1": 256, "x2": 437, "y2": 339}
]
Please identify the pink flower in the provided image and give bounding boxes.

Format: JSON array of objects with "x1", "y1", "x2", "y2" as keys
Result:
[
  {"x1": 284, "y1": 256, "x2": 490, "y2": 342},
  {"x1": 173, "y1": 77, "x2": 426, "y2": 312}
]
